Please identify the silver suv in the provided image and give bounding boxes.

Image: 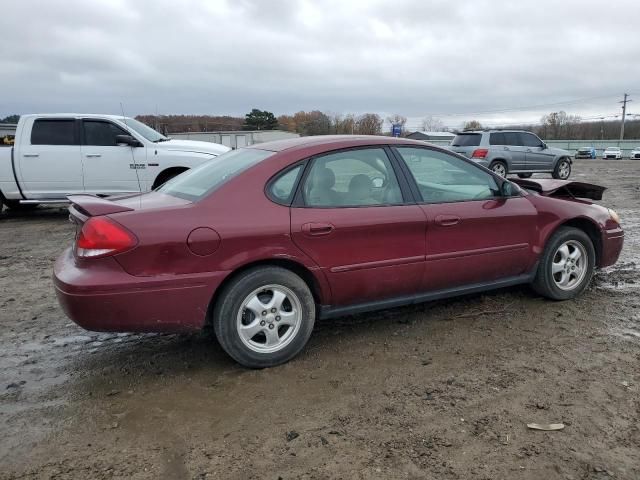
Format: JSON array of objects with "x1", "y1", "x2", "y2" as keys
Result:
[{"x1": 449, "y1": 130, "x2": 572, "y2": 179}]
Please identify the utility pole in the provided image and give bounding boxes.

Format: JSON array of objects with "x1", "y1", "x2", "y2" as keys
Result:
[{"x1": 619, "y1": 93, "x2": 632, "y2": 140}]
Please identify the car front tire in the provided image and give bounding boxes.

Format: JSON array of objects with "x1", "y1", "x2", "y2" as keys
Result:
[
  {"x1": 213, "y1": 266, "x2": 316, "y2": 368},
  {"x1": 532, "y1": 227, "x2": 595, "y2": 300}
]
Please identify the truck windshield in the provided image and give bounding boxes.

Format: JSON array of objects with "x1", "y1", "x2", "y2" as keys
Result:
[
  {"x1": 121, "y1": 118, "x2": 168, "y2": 143},
  {"x1": 157, "y1": 148, "x2": 274, "y2": 201}
]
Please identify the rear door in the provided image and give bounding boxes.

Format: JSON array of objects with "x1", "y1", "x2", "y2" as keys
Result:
[
  {"x1": 80, "y1": 119, "x2": 145, "y2": 195},
  {"x1": 17, "y1": 118, "x2": 83, "y2": 199},
  {"x1": 494, "y1": 132, "x2": 526, "y2": 171},
  {"x1": 290, "y1": 147, "x2": 426, "y2": 306},
  {"x1": 521, "y1": 132, "x2": 554, "y2": 170},
  {"x1": 393, "y1": 146, "x2": 538, "y2": 291}
]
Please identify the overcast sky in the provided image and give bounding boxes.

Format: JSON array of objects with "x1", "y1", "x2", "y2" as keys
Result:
[{"x1": 1, "y1": 0, "x2": 639, "y2": 128}]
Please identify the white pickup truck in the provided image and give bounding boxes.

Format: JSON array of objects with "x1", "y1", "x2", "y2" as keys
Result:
[{"x1": 0, "y1": 114, "x2": 230, "y2": 210}]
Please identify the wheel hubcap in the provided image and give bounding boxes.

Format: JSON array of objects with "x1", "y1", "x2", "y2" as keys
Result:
[
  {"x1": 558, "y1": 161, "x2": 570, "y2": 179},
  {"x1": 551, "y1": 240, "x2": 588, "y2": 291},
  {"x1": 236, "y1": 284, "x2": 302, "y2": 353},
  {"x1": 492, "y1": 164, "x2": 506, "y2": 177}
]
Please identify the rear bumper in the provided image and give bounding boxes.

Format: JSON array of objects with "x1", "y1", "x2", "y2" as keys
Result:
[
  {"x1": 53, "y1": 248, "x2": 227, "y2": 333},
  {"x1": 600, "y1": 227, "x2": 624, "y2": 268}
]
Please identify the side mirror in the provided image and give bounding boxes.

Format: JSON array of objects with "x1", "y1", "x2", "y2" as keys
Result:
[
  {"x1": 540, "y1": 143, "x2": 548, "y2": 149},
  {"x1": 501, "y1": 181, "x2": 520, "y2": 197},
  {"x1": 115, "y1": 134, "x2": 142, "y2": 147}
]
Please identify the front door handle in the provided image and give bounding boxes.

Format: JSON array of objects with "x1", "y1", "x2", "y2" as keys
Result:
[
  {"x1": 23, "y1": 153, "x2": 39, "y2": 157},
  {"x1": 301, "y1": 222, "x2": 334, "y2": 236},
  {"x1": 503, "y1": 147, "x2": 510, "y2": 151},
  {"x1": 85, "y1": 154, "x2": 102, "y2": 158},
  {"x1": 526, "y1": 149, "x2": 532, "y2": 152},
  {"x1": 435, "y1": 214, "x2": 460, "y2": 227}
]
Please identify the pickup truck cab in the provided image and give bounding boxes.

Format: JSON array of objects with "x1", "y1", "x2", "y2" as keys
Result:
[{"x1": 0, "y1": 114, "x2": 230, "y2": 210}]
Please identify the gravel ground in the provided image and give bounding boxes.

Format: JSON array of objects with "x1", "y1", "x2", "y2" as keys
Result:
[{"x1": 1, "y1": 160, "x2": 639, "y2": 479}]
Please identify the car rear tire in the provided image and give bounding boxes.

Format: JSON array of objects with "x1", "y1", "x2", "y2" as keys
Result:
[
  {"x1": 552, "y1": 158, "x2": 571, "y2": 180},
  {"x1": 517, "y1": 173, "x2": 533, "y2": 179},
  {"x1": 532, "y1": 227, "x2": 595, "y2": 300},
  {"x1": 489, "y1": 161, "x2": 508, "y2": 177},
  {"x1": 213, "y1": 267, "x2": 316, "y2": 368}
]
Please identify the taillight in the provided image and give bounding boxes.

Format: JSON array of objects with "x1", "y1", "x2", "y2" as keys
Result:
[
  {"x1": 76, "y1": 217, "x2": 137, "y2": 258},
  {"x1": 471, "y1": 148, "x2": 489, "y2": 159}
]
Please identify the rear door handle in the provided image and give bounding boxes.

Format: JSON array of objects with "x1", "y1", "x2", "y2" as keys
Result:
[
  {"x1": 503, "y1": 147, "x2": 510, "y2": 151},
  {"x1": 302, "y1": 222, "x2": 334, "y2": 236},
  {"x1": 526, "y1": 149, "x2": 532, "y2": 152},
  {"x1": 435, "y1": 214, "x2": 460, "y2": 226},
  {"x1": 85, "y1": 154, "x2": 102, "y2": 158},
  {"x1": 23, "y1": 153, "x2": 39, "y2": 157}
]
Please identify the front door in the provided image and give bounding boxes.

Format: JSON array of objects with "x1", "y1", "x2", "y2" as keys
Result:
[
  {"x1": 18, "y1": 117, "x2": 83, "y2": 199},
  {"x1": 520, "y1": 132, "x2": 555, "y2": 170},
  {"x1": 290, "y1": 147, "x2": 426, "y2": 306},
  {"x1": 80, "y1": 119, "x2": 145, "y2": 195},
  {"x1": 393, "y1": 146, "x2": 538, "y2": 291}
]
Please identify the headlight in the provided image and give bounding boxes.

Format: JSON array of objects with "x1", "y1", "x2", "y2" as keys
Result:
[{"x1": 608, "y1": 208, "x2": 620, "y2": 224}]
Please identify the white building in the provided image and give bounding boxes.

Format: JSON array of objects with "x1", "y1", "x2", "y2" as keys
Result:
[{"x1": 170, "y1": 130, "x2": 300, "y2": 149}]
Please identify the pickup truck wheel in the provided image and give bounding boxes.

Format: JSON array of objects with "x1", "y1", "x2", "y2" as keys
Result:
[
  {"x1": 213, "y1": 266, "x2": 316, "y2": 368},
  {"x1": 2, "y1": 199, "x2": 39, "y2": 211},
  {"x1": 552, "y1": 158, "x2": 571, "y2": 180},
  {"x1": 489, "y1": 161, "x2": 508, "y2": 177},
  {"x1": 532, "y1": 227, "x2": 595, "y2": 300},
  {"x1": 517, "y1": 173, "x2": 533, "y2": 179}
]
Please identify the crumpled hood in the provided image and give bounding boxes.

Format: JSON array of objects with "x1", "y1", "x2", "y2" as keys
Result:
[
  {"x1": 512, "y1": 179, "x2": 606, "y2": 200},
  {"x1": 158, "y1": 139, "x2": 231, "y2": 156}
]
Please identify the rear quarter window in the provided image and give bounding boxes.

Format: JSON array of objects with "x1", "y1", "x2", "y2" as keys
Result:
[{"x1": 451, "y1": 134, "x2": 481, "y2": 147}]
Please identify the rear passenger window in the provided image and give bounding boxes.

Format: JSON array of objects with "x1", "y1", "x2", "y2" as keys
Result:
[
  {"x1": 31, "y1": 119, "x2": 76, "y2": 145},
  {"x1": 268, "y1": 165, "x2": 303, "y2": 205},
  {"x1": 503, "y1": 132, "x2": 521, "y2": 146},
  {"x1": 489, "y1": 132, "x2": 506, "y2": 145},
  {"x1": 302, "y1": 148, "x2": 403, "y2": 207},
  {"x1": 83, "y1": 120, "x2": 128, "y2": 146}
]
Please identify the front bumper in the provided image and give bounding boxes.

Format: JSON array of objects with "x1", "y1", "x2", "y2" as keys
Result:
[
  {"x1": 600, "y1": 226, "x2": 624, "y2": 268},
  {"x1": 53, "y1": 248, "x2": 227, "y2": 333}
]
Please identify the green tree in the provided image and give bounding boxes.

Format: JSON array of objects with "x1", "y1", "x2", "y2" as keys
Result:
[{"x1": 243, "y1": 109, "x2": 278, "y2": 130}]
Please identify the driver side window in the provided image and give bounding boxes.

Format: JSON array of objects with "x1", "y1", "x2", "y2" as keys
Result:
[
  {"x1": 396, "y1": 147, "x2": 500, "y2": 204},
  {"x1": 302, "y1": 148, "x2": 403, "y2": 207}
]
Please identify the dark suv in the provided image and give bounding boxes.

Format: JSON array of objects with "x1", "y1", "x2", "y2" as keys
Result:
[{"x1": 449, "y1": 130, "x2": 573, "y2": 179}]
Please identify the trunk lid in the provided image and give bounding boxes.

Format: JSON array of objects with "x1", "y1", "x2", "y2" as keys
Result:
[{"x1": 512, "y1": 179, "x2": 606, "y2": 200}]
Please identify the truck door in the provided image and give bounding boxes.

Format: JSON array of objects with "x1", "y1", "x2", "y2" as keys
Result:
[
  {"x1": 80, "y1": 119, "x2": 145, "y2": 195},
  {"x1": 17, "y1": 118, "x2": 83, "y2": 199}
]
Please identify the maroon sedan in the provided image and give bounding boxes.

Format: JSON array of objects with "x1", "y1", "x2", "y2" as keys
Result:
[{"x1": 54, "y1": 136, "x2": 623, "y2": 368}]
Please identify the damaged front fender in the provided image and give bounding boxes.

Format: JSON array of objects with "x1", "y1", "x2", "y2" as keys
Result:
[{"x1": 512, "y1": 179, "x2": 606, "y2": 201}]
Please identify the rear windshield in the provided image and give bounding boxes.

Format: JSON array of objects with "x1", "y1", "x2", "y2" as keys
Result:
[
  {"x1": 451, "y1": 133, "x2": 481, "y2": 147},
  {"x1": 157, "y1": 148, "x2": 274, "y2": 201}
]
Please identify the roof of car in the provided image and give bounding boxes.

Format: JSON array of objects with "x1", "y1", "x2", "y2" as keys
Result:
[
  {"x1": 247, "y1": 135, "x2": 433, "y2": 152},
  {"x1": 21, "y1": 113, "x2": 128, "y2": 120}
]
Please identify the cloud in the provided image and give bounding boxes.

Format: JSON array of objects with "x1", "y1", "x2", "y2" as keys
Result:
[{"x1": 1, "y1": 0, "x2": 638, "y2": 127}]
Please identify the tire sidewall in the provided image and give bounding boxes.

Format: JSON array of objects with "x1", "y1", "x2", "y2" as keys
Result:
[
  {"x1": 213, "y1": 267, "x2": 316, "y2": 368},
  {"x1": 490, "y1": 161, "x2": 508, "y2": 177},
  {"x1": 535, "y1": 227, "x2": 595, "y2": 300}
]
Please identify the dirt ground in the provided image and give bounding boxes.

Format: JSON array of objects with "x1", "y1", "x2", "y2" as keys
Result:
[{"x1": 1, "y1": 160, "x2": 639, "y2": 480}]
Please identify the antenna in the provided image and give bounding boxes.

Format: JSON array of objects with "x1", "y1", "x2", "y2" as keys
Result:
[{"x1": 119, "y1": 102, "x2": 143, "y2": 194}]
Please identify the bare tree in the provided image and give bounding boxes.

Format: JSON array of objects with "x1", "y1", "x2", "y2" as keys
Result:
[
  {"x1": 463, "y1": 120, "x2": 483, "y2": 130},
  {"x1": 420, "y1": 116, "x2": 446, "y2": 132},
  {"x1": 356, "y1": 113, "x2": 384, "y2": 135}
]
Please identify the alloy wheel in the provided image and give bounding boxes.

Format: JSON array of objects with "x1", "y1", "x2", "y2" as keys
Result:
[
  {"x1": 551, "y1": 240, "x2": 588, "y2": 291},
  {"x1": 236, "y1": 284, "x2": 302, "y2": 353},
  {"x1": 491, "y1": 163, "x2": 507, "y2": 177}
]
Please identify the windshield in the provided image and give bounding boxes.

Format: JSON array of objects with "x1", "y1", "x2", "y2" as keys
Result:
[
  {"x1": 157, "y1": 148, "x2": 274, "y2": 201},
  {"x1": 121, "y1": 118, "x2": 168, "y2": 142},
  {"x1": 451, "y1": 133, "x2": 481, "y2": 147}
]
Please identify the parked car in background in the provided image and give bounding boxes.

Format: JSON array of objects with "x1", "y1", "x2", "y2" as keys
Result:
[
  {"x1": 0, "y1": 114, "x2": 230, "y2": 211},
  {"x1": 54, "y1": 136, "x2": 623, "y2": 368},
  {"x1": 575, "y1": 147, "x2": 597, "y2": 159},
  {"x1": 449, "y1": 130, "x2": 573, "y2": 179},
  {"x1": 603, "y1": 147, "x2": 622, "y2": 160},
  {"x1": 629, "y1": 147, "x2": 640, "y2": 160}
]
